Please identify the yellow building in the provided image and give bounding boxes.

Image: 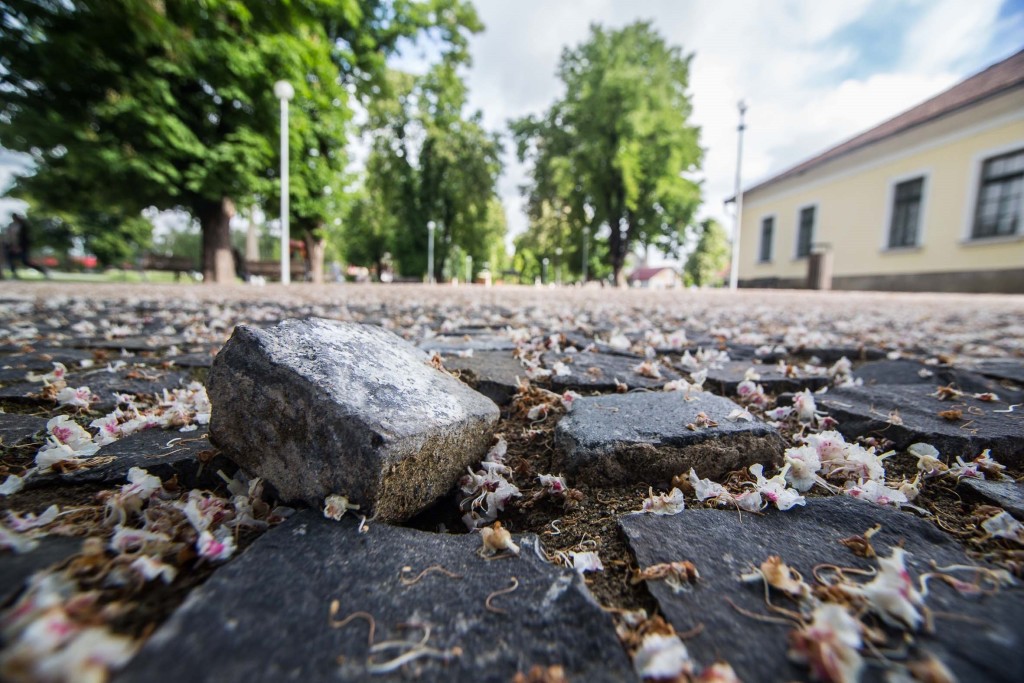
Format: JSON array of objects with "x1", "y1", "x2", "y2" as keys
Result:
[{"x1": 738, "y1": 49, "x2": 1024, "y2": 293}]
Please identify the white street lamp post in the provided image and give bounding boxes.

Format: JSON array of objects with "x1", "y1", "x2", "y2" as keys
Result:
[
  {"x1": 729, "y1": 100, "x2": 747, "y2": 291},
  {"x1": 582, "y1": 227, "x2": 589, "y2": 284},
  {"x1": 274, "y1": 80, "x2": 295, "y2": 285},
  {"x1": 465, "y1": 254, "x2": 472, "y2": 285},
  {"x1": 555, "y1": 247, "x2": 563, "y2": 286},
  {"x1": 542, "y1": 257, "x2": 549, "y2": 285},
  {"x1": 427, "y1": 221, "x2": 436, "y2": 284}
]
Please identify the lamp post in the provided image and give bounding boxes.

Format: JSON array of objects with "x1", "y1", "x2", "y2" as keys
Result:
[
  {"x1": 465, "y1": 254, "x2": 472, "y2": 285},
  {"x1": 427, "y1": 221, "x2": 436, "y2": 284},
  {"x1": 555, "y1": 247, "x2": 563, "y2": 286},
  {"x1": 542, "y1": 257, "x2": 549, "y2": 285},
  {"x1": 582, "y1": 227, "x2": 589, "y2": 284},
  {"x1": 729, "y1": 99, "x2": 747, "y2": 291},
  {"x1": 274, "y1": 80, "x2": 295, "y2": 285}
]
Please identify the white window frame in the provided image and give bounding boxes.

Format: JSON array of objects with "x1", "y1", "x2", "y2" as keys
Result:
[
  {"x1": 793, "y1": 202, "x2": 818, "y2": 260},
  {"x1": 881, "y1": 169, "x2": 930, "y2": 251},
  {"x1": 961, "y1": 139, "x2": 1024, "y2": 244},
  {"x1": 758, "y1": 213, "x2": 776, "y2": 263}
]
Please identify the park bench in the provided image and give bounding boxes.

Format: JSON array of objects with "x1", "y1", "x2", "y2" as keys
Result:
[
  {"x1": 244, "y1": 260, "x2": 308, "y2": 282},
  {"x1": 136, "y1": 254, "x2": 199, "y2": 281}
]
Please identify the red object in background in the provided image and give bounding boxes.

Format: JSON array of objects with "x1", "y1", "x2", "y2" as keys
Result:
[
  {"x1": 289, "y1": 239, "x2": 306, "y2": 258},
  {"x1": 71, "y1": 255, "x2": 98, "y2": 269},
  {"x1": 40, "y1": 256, "x2": 59, "y2": 267}
]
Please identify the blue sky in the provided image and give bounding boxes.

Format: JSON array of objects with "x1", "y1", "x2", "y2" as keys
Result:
[{"x1": 4, "y1": 0, "x2": 1024, "y2": 255}]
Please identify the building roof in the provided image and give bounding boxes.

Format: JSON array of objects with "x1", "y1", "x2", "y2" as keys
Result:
[
  {"x1": 742, "y1": 48, "x2": 1024, "y2": 197},
  {"x1": 628, "y1": 266, "x2": 676, "y2": 281}
]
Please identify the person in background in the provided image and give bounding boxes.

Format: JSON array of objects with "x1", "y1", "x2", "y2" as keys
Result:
[{"x1": 2, "y1": 214, "x2": 50, "y2": 279}]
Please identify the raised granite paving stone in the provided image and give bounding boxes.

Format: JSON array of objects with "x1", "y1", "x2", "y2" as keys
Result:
[
  {"x1": 29, "y1": 430, "x2": 230, "y2": 490},
  {"x1": 418, "y1": 334, "x2": 517, "y2": 354},
  {"x1": 71, "y1": 335, "x2": 187, "y2": 352},
  {"x1": 442, "y1": 350, "x2": 525, "y2": 406},
  {"x1": 0, "y1": 413, "x2": 47, "y2": 447},
  {"x1": 703, "y1": 360, "x2": 830, "y2": 395},
  {"x1": 0, "y1": 368, "x2": 191, "y2": 412},
  {"x1": 619, "y1": 497, "x2": 1024, "y2": 683},
  {"x1": 819, "y1": 384, "x2": 1024, "y2": 465},
  {"x1": 0, "y1": 536, "x2": 82, "y2": 606},
  {"x1": 971, "y1": 359, "x2": 1024, "y2": 385},
  {"x1": 554, "y1": 391, "x2": 785, "y2": 486},
  {"x1": 560, "y1": 331, "x2": 645, "y2": 357},
  {"x1": 155, "y1": 351, "x2": 216, "y2": 369},
  {"x1": 542, "y1": 351, "x2": 682, "y2": 392},
  {"x1": 208, "y1": 319, "x2": 500, "y2": 521},
  {"x1": 789, "y1": 345, "x2": 886, "y2": 362},
  {"x1": 853, "y1": 358, "x2": 1018, "y2": 398},
  {"x1": 721, "y1": 344, "x2": 786, "y2": 363},
  {"x1": 959, "y1": 477, "x2": 1024, "y2": 519},
  {"x1": 0, "y1": 347, "x2": 99, "y2": 372},
  {"x1": 115, "y1": 510, "x2": 634, "y2": 683}
]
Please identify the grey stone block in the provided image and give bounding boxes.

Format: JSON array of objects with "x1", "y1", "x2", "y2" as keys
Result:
[
  {"x1": 959, "y1": 477, "x2": 1024, "y2": 519},
  {"x1": 0, "y1": 536, "x2": 82, "y2": 605},
  {"x1": 703, "y1": 361, "x2": 829, "y2": 395},
  {"x1": 620, "y1": 497, "x2": 1024, "y2": 683},
  {"x1": 820, "y1": 384, "x2": 1024, "y2": 465},
  {"x1": 554, "y1": 391, "x2": 785, "y2": 486},
  {"x1": 115, "y1": 511, "x2": 634, "y2": 683},
  {"x1": 442, "y1": 350, "x2": 524, "y2": 406},
  {"x1": 29, "y1": 429, "x2": 230, "y2": 491},
  {"x1": 543, "y1": 351, "x2": 682, "y2": 392},
  {"x1": 208, "y1": 319, "x2": 500, "y2": 522},
  {"x1": 0, "y1": 412, "x2": 47, "y2": 447}
]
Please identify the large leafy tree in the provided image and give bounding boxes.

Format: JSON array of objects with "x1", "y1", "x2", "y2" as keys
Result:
[
  {"x1": 1, "y1": 0, "x2": 480, "y2": 282},
  {"x1": 512, "y1": 22, "x2": 703, "y2": 285},
  {"x1": 350, "y1": 64, "x2": 503, "y2": 280}
]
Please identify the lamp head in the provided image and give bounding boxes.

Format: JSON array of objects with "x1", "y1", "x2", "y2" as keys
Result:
[{"x1": 274, "y1": 80, "x2": 295, "y2": 101}]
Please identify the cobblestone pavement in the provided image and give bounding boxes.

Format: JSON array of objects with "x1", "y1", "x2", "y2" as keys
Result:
[{"x1": 1, "y1": 282, "x2": 1022, "y2": 683}]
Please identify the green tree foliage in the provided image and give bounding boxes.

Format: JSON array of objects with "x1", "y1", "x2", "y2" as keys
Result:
[
  {"x1": 1, "y1": 0, "x2": 480, "y2": 282},
  {"x1": 511, "y1": 22, "x2": 702, "y2": 285},
  {"x1": 347, "y1": 64, "x2": 503, "y2": 280},
  {"x1": 684, "y1": 218, "x2": 730, "y2": 287}
]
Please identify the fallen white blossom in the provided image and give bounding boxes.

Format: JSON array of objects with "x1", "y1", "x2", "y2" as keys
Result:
[
  {"x1": 749, "y1": 464, "x2": 806, "y2": 511},
  {"x1": 569, "y1": 550, "x2": 604, "y2": 574},
  {"x1": 642, "y1": 488, "x2": 686, "y2": 515},
  {"x1": 323, "y1": 494, "x2": 360, "y2": 521},
  {"x1": 981, "y1": 511, "x2": 1024, "y2": 543},
  {"x1": 788, "y1": 603, "x2": 863, "y2": 683},
  {"x1": 633, "y1": 634, "x2": 694, "y2": 680}
]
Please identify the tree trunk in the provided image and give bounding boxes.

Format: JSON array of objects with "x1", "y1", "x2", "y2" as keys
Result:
[
  {"x1": 197, "y1": 197, "x2": 236, "y2": 284},
  {"x1": 301, "y1": 224, "x2": 326, "y2": 284},
  {"x1": 609, "y1": 219, "x2": 625, "y2": 287}
]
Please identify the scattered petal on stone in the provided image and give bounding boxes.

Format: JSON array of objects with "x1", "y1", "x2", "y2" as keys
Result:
[
  {"x1": 633, "y1": 634, "x2": 693, "y2": 680},
  {"x1": 642, "y1": 488, "x2": 686, "y2": 515},
  {"x1": 323, "y1": 494, "x2": 359, "y2": 522}
]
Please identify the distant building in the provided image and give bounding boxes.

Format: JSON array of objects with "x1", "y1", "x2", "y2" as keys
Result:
[
  {"x1": 737, "y1": 48, "x2": 1024, "y2": 293},
  {"x1": 628, "y1": 266, "x2": 680, "y2": 289}
]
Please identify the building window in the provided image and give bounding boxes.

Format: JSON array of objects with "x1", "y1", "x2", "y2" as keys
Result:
[
  {"x1": 888, "y1": 177, "x2": 924, "y2": 248},
  {"x1": 973, "y1": 148, "x2": 1023, "y2": 239},
  {"x1": 758, "y1": 217, "x2": 773, "y2": 262},
  {"x1": 796, "y1": 206, "x2": 815, "y2": 258}
]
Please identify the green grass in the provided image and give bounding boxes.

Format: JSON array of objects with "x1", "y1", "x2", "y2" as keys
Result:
[{"x1": 2, "y1": 268, "x2": 195, "y2": 284}]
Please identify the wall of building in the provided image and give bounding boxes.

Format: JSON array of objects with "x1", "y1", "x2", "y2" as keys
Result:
[{"x1": 738, "y1": 89, "x2": 1024, "y2": 291}]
